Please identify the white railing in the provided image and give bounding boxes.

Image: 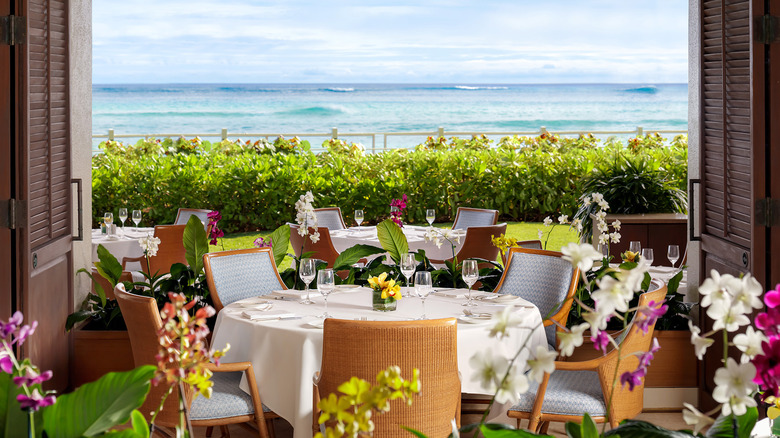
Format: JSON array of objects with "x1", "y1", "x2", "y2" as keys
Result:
[{"x1": 92, "y1": 126, "x2": 688, "y2": 154}]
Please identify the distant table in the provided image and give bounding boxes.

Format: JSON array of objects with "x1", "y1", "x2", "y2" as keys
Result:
[
  {"x1": 91, "y1": 227, "x2": 155, "y2": 271},
  {"x1": 211, "y1": 287, "x2": 545, "y2": 438},
  {"x1": 329, "y1": 225, "x2": 465, "y2": 261}
]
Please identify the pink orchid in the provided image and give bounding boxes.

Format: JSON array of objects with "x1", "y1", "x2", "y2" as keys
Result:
[
  {"x1": 635, "y1": 301, "x2": 668, "y2": 334},
  {"x1": 17, "y1": 389, "x2": 56, "y2": 411}
]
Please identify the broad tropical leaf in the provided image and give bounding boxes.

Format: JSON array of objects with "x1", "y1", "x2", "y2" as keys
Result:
[
  {"x1": 376, "y1": 219, "x2": 408, "y2": 264},
  {"x1": 42, "y1": 365, "x2": 156, "y2": 438},
  {"x1": 102, "y1": 410, "x2": 149, "y2": 438},
  {"x1": 705, "y1": 407, "x2": 757, "y2": 438},
  {"x1": 605, "y1": 420, "x2": 694, "y2": 437},
  {"x1": 95, "y1": 244, "x2": 124, "y2": 304},
  {"x1": 333, "y1": 245, "x2": 385, "y2": 271},
  {"x1": 269, "y1": 224, "x2": 291, "y2": 268},
  {"x1": 183, "y1": 215, "x2": 209, "y2": 276},
  {"x1": 0, "y1": 372, "x2": 37, "y2": 437}
]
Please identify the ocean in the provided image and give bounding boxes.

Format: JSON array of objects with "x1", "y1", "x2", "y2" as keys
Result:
[{"x1": 92, "y1": 83, "x2": 688, "y2": 151}]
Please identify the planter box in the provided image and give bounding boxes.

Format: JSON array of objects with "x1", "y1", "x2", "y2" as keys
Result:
[
  {"x1": 569, "y1": 330, "x2": 697, "y2": 388},
  {"x1": 71, "y1": 328, "x2": 134, "y2": 388},
  {"x1": 592, "y1": 213, "x2": 688, "y2": 266}
]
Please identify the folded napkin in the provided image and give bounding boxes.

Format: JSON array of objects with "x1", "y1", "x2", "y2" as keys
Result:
[
  {"x1": 242, "y1": 309, "x2": 298, "y2": 321},
  {"x1": 435, "y1": 289, "x2": 471, "y2": 299},
  {"x1": 267, "y1": 289, "x2": 322, "y2": 300}
]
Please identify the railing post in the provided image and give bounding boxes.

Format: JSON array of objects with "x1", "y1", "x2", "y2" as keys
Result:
[
  {"x1": 332, "y1": 127, "x2": 338, "y2": 139},
  {"x1": 221, "y1": 128, "x2": 228, "y2": 140},
  {"x1": 108, "y1": 129, "x2": 114, "y2": 141},
  {"x1": 636, "y1": 126, "x2": 644, "y2": 136},
  {"x1": 371, "y1": 134, "x2": 376, "y2": 153},
  {"x1": 540, "y1": 126, "x2": 548, "y2": 135},
  {"x1": 383, "y1": 134, "x2": 387, "y2": 152},
  {"x1": 438, "y1": 126, "x2": 444, "y2": 138}
]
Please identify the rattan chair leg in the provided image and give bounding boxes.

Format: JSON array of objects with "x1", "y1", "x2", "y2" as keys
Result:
[
  {"x1": 205, "y1": 426, "x2": 213, "y2": 437},
  {"x1": 540, "y1": 421, "x2": 550, "y2": 434}
]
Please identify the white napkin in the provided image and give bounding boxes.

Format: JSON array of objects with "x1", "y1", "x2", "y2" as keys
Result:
[
  {"x1": 267, "y1": 289, "x2": 322, "y2": 300},
  {"x1": 239, "y1": 301, "x2": 273, "y2": 310},
  {"x1": 435, "y1": 289, "x2": 470, "y2": 298},
  {"x1": 242, "y1": 309, "x2": 298, "y2": 321}
]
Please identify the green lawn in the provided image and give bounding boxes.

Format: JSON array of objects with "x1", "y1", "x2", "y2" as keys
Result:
[{"x1": 210, "y1": 222, "x2": 579, "y2": 270}]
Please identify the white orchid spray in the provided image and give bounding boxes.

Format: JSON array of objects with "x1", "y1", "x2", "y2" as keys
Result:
[
  {"x1": 537, "y1": 196, "x2": 617, "y2": 251},
  {"x1": 294, "y1": 191, "x2": 319, "y2": 243},
  {"x1": 138, "y1": 233, "x2": 162, "y2": 275}
]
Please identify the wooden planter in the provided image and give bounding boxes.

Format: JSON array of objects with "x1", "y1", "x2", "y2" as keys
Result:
[
  {"x1": 592, "y1": 213, "x2": 688, "y2": 266},
  {"x1": 71, "y1": 328, "x2": 134, "y2": 388},
  {"x1": 569, "y1": 330, "x2": 697, "y2": 388}
]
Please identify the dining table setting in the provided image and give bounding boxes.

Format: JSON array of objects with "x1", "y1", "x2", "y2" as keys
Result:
[
  {"x1": 329, "y1": 224, "x2": 466, "y2": 261},
  {"x1": 91, "y1": 226, "x2": 155, "y2": 271},
  {"x1": 210, "y1": 286, "x2": 546, "y2": 438}
]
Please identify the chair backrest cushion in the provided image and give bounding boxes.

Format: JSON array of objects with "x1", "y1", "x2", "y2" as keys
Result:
[
  {"x1": 456, "y1": 223, "x2": 507, "y2": 263},
  {"x1": 314, "y1": 208, "x2": 346, "y2": 231},
  {"x1": 204, "y1": 249, "x2": 285, "y2": 310},
  {"x1": 452, "y1": 207, "x2": 499, "y2": 230},
  {"x1": 175, "y1": 208, "x2": 212, "y2": 227}
]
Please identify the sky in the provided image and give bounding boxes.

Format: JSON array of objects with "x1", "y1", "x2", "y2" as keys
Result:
[{"x1": 92, "y1": 0, "x2": 688, "y2": 84}]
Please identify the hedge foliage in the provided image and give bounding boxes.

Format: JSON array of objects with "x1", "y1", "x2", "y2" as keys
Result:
[{"x1": 91, "y1": 133, "x2": 688, "y2": 232}]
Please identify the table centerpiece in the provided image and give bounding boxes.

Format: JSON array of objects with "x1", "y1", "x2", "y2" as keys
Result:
[{"x1": 368, "y1": 272, "x2": 402, "y2": 311}]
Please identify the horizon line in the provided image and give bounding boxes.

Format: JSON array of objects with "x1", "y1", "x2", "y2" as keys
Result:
[{"x1": 92, "y1": 81, "x2": 688, "y2": 86}]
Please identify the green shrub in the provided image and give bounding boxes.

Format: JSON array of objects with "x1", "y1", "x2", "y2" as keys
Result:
[{"x1": 91, "y1": 134, "x2": 688, "y2": 232}]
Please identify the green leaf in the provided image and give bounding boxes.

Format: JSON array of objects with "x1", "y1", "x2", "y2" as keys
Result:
[
  {"x1": 0, "y1": 372, "x2": 36, "y2": 437},
  {"x1": 704, "y1": 407, "x2": 757, "y2": 438},
  {"x1": 95, "y1": 244, "x2": 124, "y2": 305},
  {"x1": 333, "y1": 245, "x2": 385, "y2": 271},
  {"x1": 42, "y1": 365, "x2": 156, "y2": 438},
  {"x1": 269, "y1": 224, "x2": 291, "y2": 268},
  {"x1": 376, "y1": 219, "x2": 409, "y2": 264},
  {"x1": 480, "y1": 423, "x2": 553, "y2": 437},
  {"x1": 184, "y1": 215, "x2": 210, "y2": 276},
  {"x1": 400, "y1": 426, "x2": 428, "y2": 438},
  {"x1": 581, "y1": 413, "x2": 600, "y2": 438},
  {"x1": 102, "y1": 410, "x2": 150, "y2": 438},
  {"x1": 605, "y1": 420, "x2": 695, "y2": 437}
]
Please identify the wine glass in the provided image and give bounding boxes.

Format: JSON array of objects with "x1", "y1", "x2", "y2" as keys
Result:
[
  {"x1": 426, "y1": 209, "x2": 435, "y2": 226},
  {"x1": 132, "y1": 210, "x2": 142, "y2": 231},
  {"x1": 317, "y1": 269, "x2": 335, "y2": 318},
  {"x1": 298, "y1": 258, "x2": 317, "y2": 305},
  {"x1": 629, "y1": 241, "x2": 641, "y2": 254},
  {"x1": 462, "y1": 259, "x2": 479, "y2": 307},
  {"x1": 667, "y1": 245, "x2": 680, "y2": 268},
  {"x1": 400, "y1": 253, "x2": 417, "y2": 298},
  {"x1": 415, "y1": 271, "x2": 433, "y2": 319},
  {"x1": 355, "y1": 209, "x2": 364, "y2": 227},
  {"x1": 118, "y1": 208, "x2": 128, "y2": 237},
  {"x1": 641, "y1": 248, "x2": 655, "y2": 267},
  {"x1": 104, "y1": 212, "x2": 114, "y2": 236}
]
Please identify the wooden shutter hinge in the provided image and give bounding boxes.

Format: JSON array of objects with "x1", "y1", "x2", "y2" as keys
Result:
[
  {"x1": 0, "y1": 199, "x2": 27, "y2": 230},
  {"x1": 757, "y1": 15, "x2": 780, "y2": 44},
  {"x1": 756, "y1": 198, "x2": 780, "y2": 227},
  {"x1": 0, "y1": 15, "x2": 26, "y2": 46}
]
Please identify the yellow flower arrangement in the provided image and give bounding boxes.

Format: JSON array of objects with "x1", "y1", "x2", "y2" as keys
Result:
[
  {"x1": 621, "y1": 250, "x2": 640, "y2": 263},
  {"x1": 491, "y1": 234, "x2": 518, "y2": 259},
  {"x1": 368, "y1": 272, "x2": 402, "y2": 301}
]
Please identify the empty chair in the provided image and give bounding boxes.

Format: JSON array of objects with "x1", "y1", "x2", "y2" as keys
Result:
[
  {"x1": 203, "y1": 247, "x2": 287, "y2": 312},
  {"x1": 314, "y1": 207, "x2": 347, "y2": 231},
  {"x1": 314, "y1": 318, "x2": 460, "y2": 438},
  {"x1": 493, "y1": 247, "x2": 580, "y2": 348},
  {"x1": 114, "y1": 283, "x2": 276, "y2": 437},
  {"x1": 507, "y1": 283, "x2": 667, "y2": 431},
  {"x1": 122, "y1": 224, "x2": 187, "y2": 276},
  {"x1": 175, "y1": 208, "x2": 212, "y2": 227},
  {"x1": 451, "y1": 207, "x2": 499, "y2": 230},
  {"x1": 430, "y1": 223, "x2": 507, "y2": 267},
  {"x1": 289, "y1": 224, "x2": 341, "y2": 268},
  {"x1": 501, "y1": 240, "x2": 543, "y2": 266}
]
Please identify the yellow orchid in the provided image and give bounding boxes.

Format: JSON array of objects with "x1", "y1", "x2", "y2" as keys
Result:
[
  {"x1": 367, "y1": 273, "x2": 402, "y2": 301},
  {"x1": 491, "y1": 234, "x2": 518, "y2": 256},
  {"x1": 621, "y1": 250, "x2": 639, "y2": 263}
]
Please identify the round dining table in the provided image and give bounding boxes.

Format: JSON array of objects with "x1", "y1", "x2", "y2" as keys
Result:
[
  {"x1": 328, "y1": 225, "x2": 466, "y2": 261},
  {"x1": 91, "y1": 227, "x2": 155, "y2": 270},
  {"x1": 210, "y1": 287, "x2": 546, "y2": 438}
]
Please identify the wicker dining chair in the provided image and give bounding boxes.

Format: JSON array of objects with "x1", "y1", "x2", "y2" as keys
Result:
[
  {"x1": 114, "y1": 283, "x2": 277, "y2": 438},
  {"x1": 507, "y1": 283, "x2": 668, "y2": 432},
  {"x1": 451, "y1": 207, "x2": 499, "y2": 230},
  {"x1": 314, "y1": 318, "x2": 461, "y2": 438},
  {"x1": 500, "y1": 240, "x2": 543, "y2": 266},
  {"x1": 174, "y1": 208, "x2": 212, "y2": 228},
  {"x1": 121, "y1": 224, "x2": 187, "y2": 276},
  {"x1": 493, "y1": 247, "x2": 580, "y2": 348},
  {"x1": 203, "y1": 247, "x2": 287, "y2": 312},
  {"x1": 429, "y1": 223, "x2": 507, "y2": 267},
  {"x1": 288, "y1": 224, "x2": 341, "y2": 268},
  {"x1": 313, "y1": 207, "x2": 348, "y2": 230}
]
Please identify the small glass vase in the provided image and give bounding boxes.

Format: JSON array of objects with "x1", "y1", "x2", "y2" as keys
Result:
[{"x1": 372, "y1": 288, "x2": 397, "y2": 312}]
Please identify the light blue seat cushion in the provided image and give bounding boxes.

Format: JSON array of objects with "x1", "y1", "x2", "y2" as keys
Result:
[
  {"x1": 315, "y1": 210, "x2": 345, "y2": 231},
  {"x1": 208, "y1": 253, "x2": 284, "y2": 306},
  {"x1": 496, "y1": 252, "x2": 573, "y2": 347},
  {"x1": 453, "y1": 210, "x2": 496, "y2": 230},
  {"x1": 190, "y1": 371, "x2": 272, "y2": 420},
  {"x1": 509, "y1": 370, "x2": 606, "y2": 417}
]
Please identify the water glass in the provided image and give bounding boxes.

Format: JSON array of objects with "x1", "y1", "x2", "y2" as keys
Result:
[
  {"x1": 104, "y1": 212, "x2": 113, "y2": 225},
  {"x1": 667, "y1": 244, "x2": 680, "y2": 268},
  {"x1": 355, "y1": 209, "x2": 364, "y2": 227},
  {"x1": 118, "y1": 208, "x2": 128, "y2": 236},
  {"x1": 299, "y1": 258, "x2": 317, "y2": 305},
  {"x1": 415, "y1": 271, "x2": 433, "y2": 319},
  {"x1": 462, "y1": 259, "x2": 479, "y2": 307},
  {"x1": 629, "y1": 241, "x2": 641, "y2": 254},
  {"x1": 426, "y1": 209, "x2": 435, "y2": 226},
  {"x1": 132, "y1": 210, "x2": 142, "y2": 230},
  {"x1": 641, "y1": 248, "x2": 654, "y2": 266},
  {"x1": 317, "y1": 269, "x2": 335, "y2": 318},
  {"x1": 400, "y1": 253, "x2": 417, "y2": 297}
]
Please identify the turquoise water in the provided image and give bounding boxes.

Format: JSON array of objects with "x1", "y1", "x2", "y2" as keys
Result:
[{"x1": 92, "y1": 83, "x2": 687, "y2": 149}]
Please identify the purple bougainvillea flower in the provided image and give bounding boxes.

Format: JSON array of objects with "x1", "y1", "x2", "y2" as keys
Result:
[{"x1": 765, "y1": 284, "x2": 780, "y2": 308}]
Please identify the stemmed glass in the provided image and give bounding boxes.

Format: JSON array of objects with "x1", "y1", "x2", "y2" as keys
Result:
[
  {"x1": 317, "y1": 268, "x2": 335, "y2": 318},
  {"x1": 667, "y1": 245, "x2": 680, "y2": 268},
  {"x1": 132, "y1": 210, "x2": 142, "y2": 231},
  {"x1": 629, "y1": 241, "x2": 641, "y2": 254},
  {"x1": 426, "y1": 209, "x2": 435, "y2": 226},
  {"x1": 355, "y1": 209, "x2": 364, "y2": 227},
  {"x1": 462, "y1": 259, "x2": 479, "y2": 307},
  {"x1": 104, "y1": 212, "x2": 114, "y2": 236},
  {"x1": 400, "y1": 253, "x2": 417, "y2": 298},
  {"x1": 641, "y1": 248, "x2": 654, "y2": 266},
  {"x1": 415, "y1": 271, "x2": 433, "y2": 319},
  {"x1": 298, "y1": 258, "x2": 317, "y2": 305},
  {"x1": 118, "y1": 208, "x2": 128, "y2": 237}
]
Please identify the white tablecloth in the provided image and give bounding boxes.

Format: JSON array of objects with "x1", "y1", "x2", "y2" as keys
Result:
[
  {"x1": 329, "y1": 225, "x2": 466, "y2": 261},
  {"x1": 91, "y1": 227, "x2": 155, "y2": 271},
  {"x1": 211, "y1": 287, "x2": 546, "y2": 438}
]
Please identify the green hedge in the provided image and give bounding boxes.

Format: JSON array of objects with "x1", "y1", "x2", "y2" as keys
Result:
[{"x1": 91, "y1": 134, "x2": 688, "y2": 232}]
